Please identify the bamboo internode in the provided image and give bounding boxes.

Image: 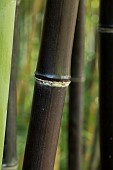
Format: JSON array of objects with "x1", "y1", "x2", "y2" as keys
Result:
[
  {"x1": 99, "y1": 0, "x2": 113, "y2": 169},
  {"x1": 68, "y1": 0, "x2": 85, "y2": 169},
  {"x1": 2, "y1": 3, "x2": 19, "y2": 170},
  {"x1": 0, "y1": 0, "x2": 16, "y2": 168}
]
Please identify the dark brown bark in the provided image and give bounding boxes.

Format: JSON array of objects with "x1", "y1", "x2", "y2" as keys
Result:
[
  {"x1": 22, "y1": 1, "x2": 79, "y2": 170},
  {"x1": 23, "y1": 81, "x2": 67, "y2": 170},
  {"x1": 2, "y1": 3, "x2": 19, "y2": 170},
  {"x1": 68, "y1": 0, "x2": 85, "y2": 170},
  {"x1": 36, "y1": 0, "x2": 79, "y2": 80},
  {"x1": 99, "y1": 0, "x2": 113, "y2": 170}
]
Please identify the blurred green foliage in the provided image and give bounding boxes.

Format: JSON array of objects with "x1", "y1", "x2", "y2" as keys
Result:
[{"x1": 16, "y1": 0, "x2": 99, "y2": 170}]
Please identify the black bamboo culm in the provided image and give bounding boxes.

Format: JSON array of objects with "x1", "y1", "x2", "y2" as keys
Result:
[
  {"x1": 68, "y1": 0, "x2": 85, "y2": 170},
  {"x1": 2, "y1": 2, "x2": 19, "y2": 170},
  {"x1": 22, "y1": 1, "x2": 79, "y2": 170},
  {"x1": 99, "y1": 0, "x2": 113, "y2": 170}
]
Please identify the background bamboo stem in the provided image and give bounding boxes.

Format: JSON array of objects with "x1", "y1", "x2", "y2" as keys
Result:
[
  {"x1": 88, "y1": 113, "x2": 99, "y2": 170},
  {"x1": 68, "y1": 0, "x2": 85, "y2": 169},
  {"x1": 99, "y1": 0, "x2": 113, "y2": 169}
]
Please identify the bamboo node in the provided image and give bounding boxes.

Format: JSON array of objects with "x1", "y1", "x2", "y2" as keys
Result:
[
  {"x1": 99, "y1": 27, "x2": 113, "y2": 33},
  {"x1": 35, "y1": 77, "x2": 70, "y2": 87}
]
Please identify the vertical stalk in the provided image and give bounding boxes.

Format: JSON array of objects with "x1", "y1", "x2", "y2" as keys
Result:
[
  {"x1": 0, "y1": 0, "x2": 16, "y2": 168},
  {"x1": 88, "y1": 113, "x2": 99, "y2": 170},
  {"x1": 99, "y1": 0, "x2": 113, "y2": 169},
  {"x1": 2, "y1": 2, "x2": 19, "y2": 170},
  {"x1": 22, "y1": 0, "x2": 79, "y2": 170},
  {"x1": 68, "y1": 0, "x2": 85, "y2": 170}
]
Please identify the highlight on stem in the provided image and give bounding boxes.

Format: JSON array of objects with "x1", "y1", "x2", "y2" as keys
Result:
[
  {"x1": 2, "y1": 2, "x2": 19, "y2": 170},
  {"x1": 0, "y1": 0, "x2": 16, "y2": 168}
]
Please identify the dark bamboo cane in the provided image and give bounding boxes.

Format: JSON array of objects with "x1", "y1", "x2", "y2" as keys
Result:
[
  {"x1": 22, "y1": 1, "x2": 79, "y2": 170},
  {"x1": 2, "y1": 2, "x2": 19, "y2": 170},
  {"x1": 99, "y1": 0, "x2": 113, "y2": 169},
  {"x1": 68, "y1": 0, "x2": 85, "y2": 170}
]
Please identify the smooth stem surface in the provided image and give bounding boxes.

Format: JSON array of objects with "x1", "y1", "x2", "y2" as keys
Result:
[
  {"x1": 68, "y1": 0, "x2": 85, "y2": 169},
  {"x1": 0, "y1": 0, "x2": 16, "y2": 168},
  {"x1": 2, "y1": 3, "x2": 19, "y2": 169},
  {"x1": 99, "y1": 0, "x2": 113, "y2": 169},
  {"x1": 36, "y1": 0, "x2": 79, "y2": 79},
  {"x1": 23, "y1": 1, "x2": 79, "y2": 170}
]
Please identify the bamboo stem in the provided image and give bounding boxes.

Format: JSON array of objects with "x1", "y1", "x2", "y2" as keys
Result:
[
  {"x1": 99, "y1": 0, "x2": 113, "y2": 169},
  {"x1": 2, "y1": 3, "x2": 19, "y2": 170},
  {"x1": 68, "y1": 0, "x2": 85, "y2": 170},
  {"x1": 0, "y1": 0, "x2": 16, "y2": 168},
  {"x1": 22, "y1": 1, "x2": 79, "y2": 170}
]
